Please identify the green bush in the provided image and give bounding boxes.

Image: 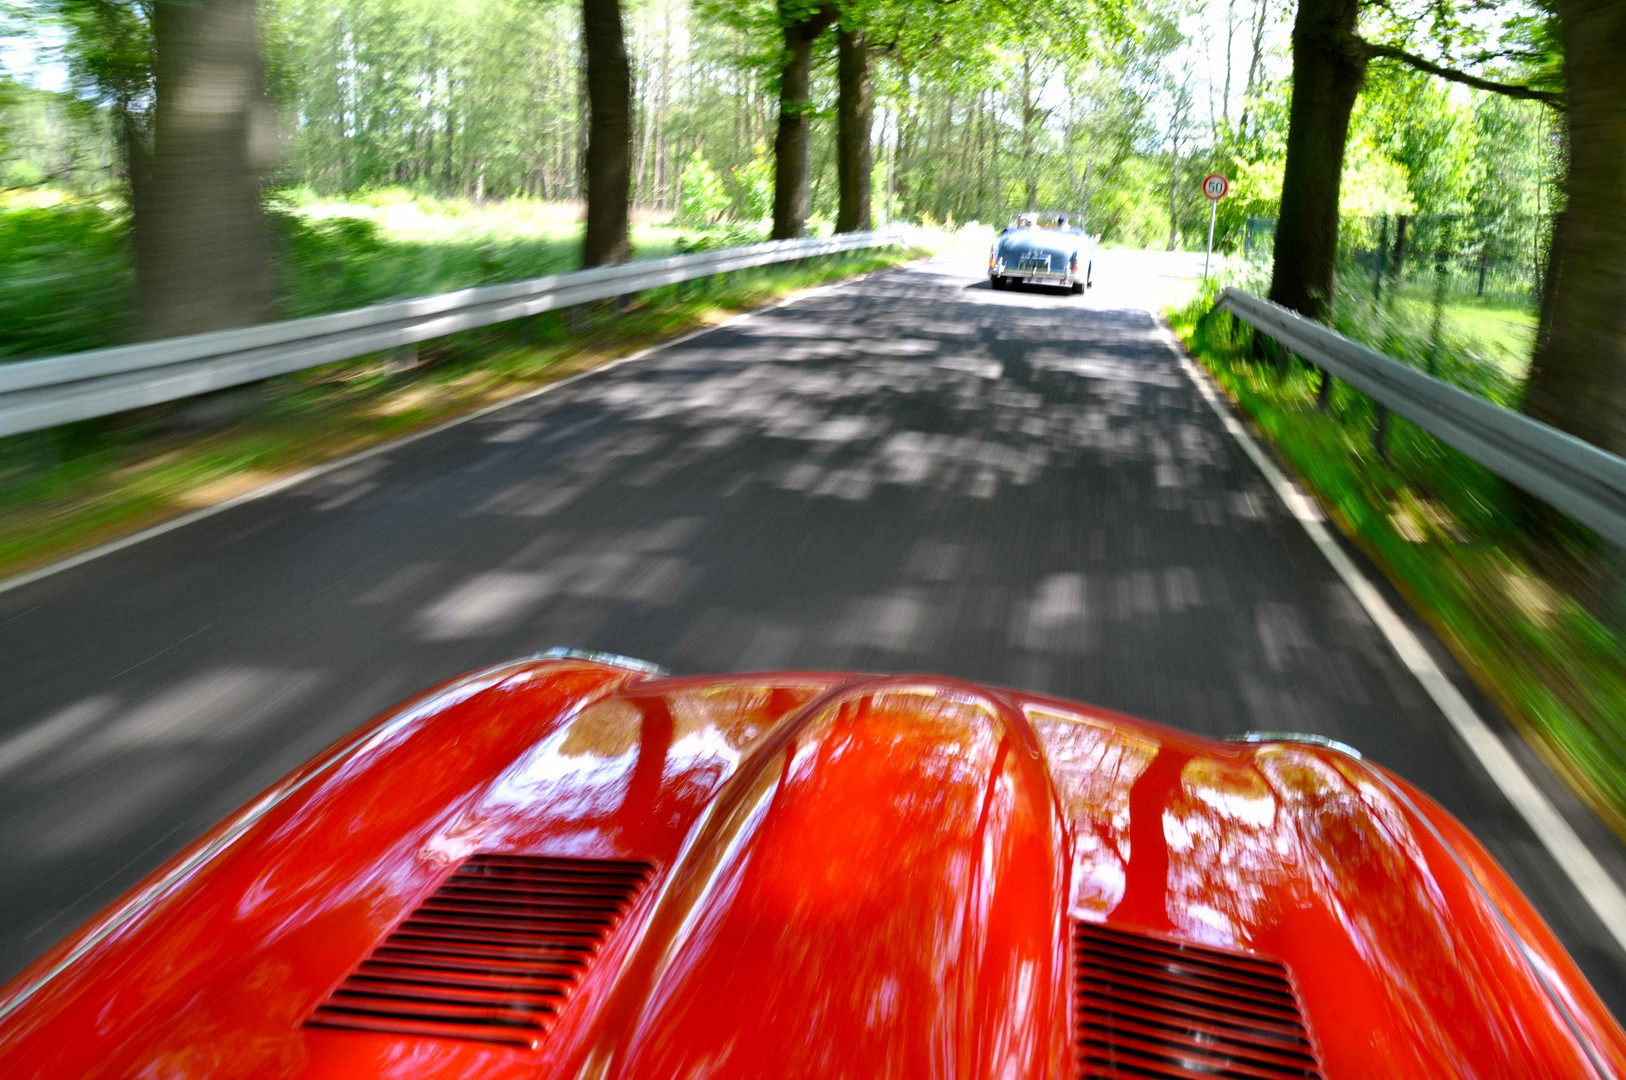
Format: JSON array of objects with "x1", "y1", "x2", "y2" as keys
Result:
[
  {"x1": 1170, "y1": 290, "x2": 1626, "y2": 830},
  {"x1": 0, "y1": 193, "x2": 702, "y2": 360},
  {"x1": 679, "y1": 151, "x2": 729, "y2": 228},
  {"x1": 732, "y1": 149, "x2": 773, "y2": 223},
  {"x1": 0, "y1": 200, "x2": 133, "y2": 358}
]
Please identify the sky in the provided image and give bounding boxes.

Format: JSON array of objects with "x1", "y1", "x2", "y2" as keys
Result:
[{"x1": 1, "y1": 16, "x2": 66, "y2": 93}]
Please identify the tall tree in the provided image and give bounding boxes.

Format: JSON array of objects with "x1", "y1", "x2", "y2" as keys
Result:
[
  {"x1": 582, "y1": 0, "x2": 632, "y2": 266},
  {"x1": 835, "y1": 21, "x2": 873, "y2": 232},
  {"x1": 1268, "y1": 0, "x2": 1560, "y2": 320},
  {"x1": 772, "y1": 0, "x2": 837, "y2": 238},
  {"x1": 1523, "y1": 0, "x2": 1625, "y2": 463},
  {"x1": 1266, "y1": 0, "x2": 1366, "y2": 319},
  {"x1": 1165, "y1": 73, "x2": 1195, "y2": 250},
  {"x1": 49, "y1": 0, "x2": 272, "y2": 339},
  {"x1": 144, "y1": 0, "x2": 273, "y2": 339},
  {"x1": 1235, "y1": 0, "x2": 1269, "y2": 142}
]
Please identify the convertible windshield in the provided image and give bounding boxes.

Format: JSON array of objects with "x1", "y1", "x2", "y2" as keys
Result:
[{"x1": 1005, "y1": 211, "x2": 1083, "y2": 232}]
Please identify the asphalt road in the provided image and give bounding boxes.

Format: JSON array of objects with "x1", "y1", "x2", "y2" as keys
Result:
[{"x1": 3, "y1": 252, "x2": 1625, "y2": 1017}]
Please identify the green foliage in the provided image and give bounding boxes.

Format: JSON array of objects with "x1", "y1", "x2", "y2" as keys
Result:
[
  {"x1": 678, "y1": 151, "x2": 729, "y2": 227},
  {"x1": 0, "y1": 0, "x2": 1566, "y2": 295},
  {"x1": 0, "y1": 196, "x2": 132, "y2": 357},
  {"x1": 41, "y1": 0, "x2": 152, "y2": 115},
  {"x1": 0, "y1": 80, "x2": 115, "y2": 191},
  {"x1": 732, "y1": 148, "x2": 774, "y2": 222},
  {"x1": 0, "y1": 193, "x2": 704, "y2": 359},
  {"x1": 8, "y1": 0, "x2": 1555, "y2": 259},
  {"x1": 274, "y1": 0, "x2": 581, "y2": 198},
  {"x1": 0, "y1": 242, "x2": 919, "y2": 578},
  {"x1": 1170, "y1": 293, "x2": 1626, "y2": 830}
]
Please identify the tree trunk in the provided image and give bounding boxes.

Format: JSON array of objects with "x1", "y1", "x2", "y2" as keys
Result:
[
  {"x1": 1524, "y1": 0, "x2": 1626, "y2": 465},
  {"x1": 633, "y1": 59, "x2": 652, "y2": 208},
  {"x1": 1167, "y1": 123, "x2": 1181, "y2": 251},
  {"x1": 1020, "y1": 55, "x2": 1039, "y2": 209},
  {"x1": 1222, "y1": 0, "x2": 1236, "y2": 127},
  {"x1": 117, "y1": 102, "x2": 157, "y2": 335},
  {"x1": 443, "y1": 98, "x2": 455, "y2": 193},
  {"x1": 1266, "y1": 0, "x2": 1366, "y2": 320},
  {"x1": 581, "y1": 0, "x2": 632, "y2": 267},
  {"x1": 835, "y1": 25, "x2": 873, "y2": 233},
  {"x1": 1237, "y1": 0, "x2": 1269, "y2": 142},
  {"x1": 772, "y1": 2, "x2": 837, "y2": 239},
  {"x1": 142, "y1": 0, "x2": 272, "y2": 341}
]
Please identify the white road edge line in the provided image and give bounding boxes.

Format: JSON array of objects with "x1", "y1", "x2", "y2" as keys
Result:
[
  {"x1": 1157, "y1": 318, "x2": 1626, "y2": 955},
  {"x1": 0, "y1": 262, "x2": 907, "y2": 599}
]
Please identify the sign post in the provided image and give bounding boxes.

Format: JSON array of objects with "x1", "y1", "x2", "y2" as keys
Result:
[{"x1": 1202, "y1": 173, "x2": 1229, "y2": 280}]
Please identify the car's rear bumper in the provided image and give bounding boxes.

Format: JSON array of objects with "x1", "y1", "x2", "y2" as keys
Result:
[{"x1": 991, "y1": 270, "x2": 1074, "y2": 286}]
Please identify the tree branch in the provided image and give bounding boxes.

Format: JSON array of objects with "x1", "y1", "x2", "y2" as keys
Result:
[{"x1": 1362, "y1": 41, "x2": 1563, "y2": 107}]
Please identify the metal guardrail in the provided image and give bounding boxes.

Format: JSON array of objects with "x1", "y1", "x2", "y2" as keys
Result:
[
  {"x1": 1214, "y1": 289, "x2": 1626, "y2": 547},
  {"x1": 0, "y1": 231, "x2": 900, "y2": 439}
]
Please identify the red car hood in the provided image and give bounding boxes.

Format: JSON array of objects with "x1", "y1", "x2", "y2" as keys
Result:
[{"x1": 2, "y1": 656, "x2": 1622, "y2": 1079}]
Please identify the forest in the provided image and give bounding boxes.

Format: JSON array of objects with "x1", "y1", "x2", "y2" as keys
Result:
[
  {"x1": 0, "y1": 1, "x2": 1577, "y2": 341},
  {"x1": 0, "y1": 0, "x2": 1565, "y2": 244},
  {"x1": 0, "y1": 0, "x2": 1612, "y2": 502}
]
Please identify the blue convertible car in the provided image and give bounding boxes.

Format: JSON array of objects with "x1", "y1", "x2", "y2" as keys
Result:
[{"x1": 989, "y1": 211, "x2": 1094, "y2": 293}]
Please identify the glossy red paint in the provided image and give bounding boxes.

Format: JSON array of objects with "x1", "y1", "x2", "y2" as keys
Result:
[{"x1": 1, "y1": 657, "x2": 1622, "y2": 1079}]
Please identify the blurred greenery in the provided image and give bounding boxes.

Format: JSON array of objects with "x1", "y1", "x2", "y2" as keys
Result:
[
  {"x1": 0, "y1": 189, "x2": 707, "y2": 360},
  {"x1": 0, "y1": 195, "x2": 133, "y2": 357},
  {"x1": 1169, "y1": 288, "x2": 1626, "y2": 834},
  {"x1": 3, "y1": 0, "x2": 1558, "y2": 258},
  {"x1": 0, "y1": 235, "x2": 923, "y2": 578}
]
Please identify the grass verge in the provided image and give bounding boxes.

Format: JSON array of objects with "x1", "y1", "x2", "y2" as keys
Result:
[
  {"x1": 0, "y1": 247, "x2": 922, "y2": 582},
  {"x1": 0, "y1": 190, "x2": 705, "y2": 361},
  {"x1": 1168, "y1": 293, "x2": 1626, "y2": 838}
]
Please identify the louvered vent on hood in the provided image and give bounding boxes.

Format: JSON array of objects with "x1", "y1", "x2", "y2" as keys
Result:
[
  {"x1": 1074, "y1": 922, "x2": 1325, "y2": 1080},
  {"x1": 307, "y1": 855, "x2": 653, "y2": 1048}
]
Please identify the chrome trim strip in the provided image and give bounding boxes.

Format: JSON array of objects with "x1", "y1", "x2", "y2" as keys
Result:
[
  {"x1": 1223, "y1": 730, "x2": 1365, "y2": 760},
  {"x1": 535, "y1": 647, "x2": 669, "y2": 677}
]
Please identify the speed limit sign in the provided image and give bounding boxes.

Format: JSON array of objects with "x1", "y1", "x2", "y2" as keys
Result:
[{"x1": 1201, "y1": 174, "x2": 1229, "y2": 280}]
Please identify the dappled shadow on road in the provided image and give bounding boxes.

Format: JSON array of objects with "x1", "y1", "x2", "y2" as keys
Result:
[
  {"x1": 413, "y1": 263, "x2": 1426, "y2": 748},
  {"x1": 1, "y1": 257, "x2": 1620, "y2": 1010}
]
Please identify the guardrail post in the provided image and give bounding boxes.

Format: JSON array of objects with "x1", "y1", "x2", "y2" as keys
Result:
[
  {"x1": 1389, "y1": 215, "x2": 1410, "y2": 310},
  {"x1": 1373, "y1": 404, "x2": 1390, "y2": 463},
  {"x1": 1316, "y1": 367, "x2": 1332, "y2": 410},
  {"x1": 1608, "y1": 545, "x2": 1626, "y2": 635},
  {"x1": 1373, "y1": 216, "x2": 1389, "y2": 303},
  {"x1": 385, "y1": 345, "x2": 420, "y2": 374},
  {"x1": 1427, "y1": 222, "x2": 1451, "y2": 376}
]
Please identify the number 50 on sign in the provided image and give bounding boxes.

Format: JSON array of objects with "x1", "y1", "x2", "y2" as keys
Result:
[{"x1": 1201, "y1": 174, "x2": 1228, "y2": 279}]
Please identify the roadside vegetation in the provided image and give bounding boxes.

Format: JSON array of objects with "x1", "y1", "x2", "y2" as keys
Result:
[
  {"x1": 0, "y1": 189, "x2": 705, "y2": 360},
  {"x1": 0, "y1": 239, "x2": 923, "y2": 578},
  {"x1": 1170, "y1": 284, "x2": 1626, "y2": 832}
]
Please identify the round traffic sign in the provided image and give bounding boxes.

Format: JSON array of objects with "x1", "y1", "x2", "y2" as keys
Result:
[{"x1": 1202, "y1": 173, "x2": 1229, "y2": 200}]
